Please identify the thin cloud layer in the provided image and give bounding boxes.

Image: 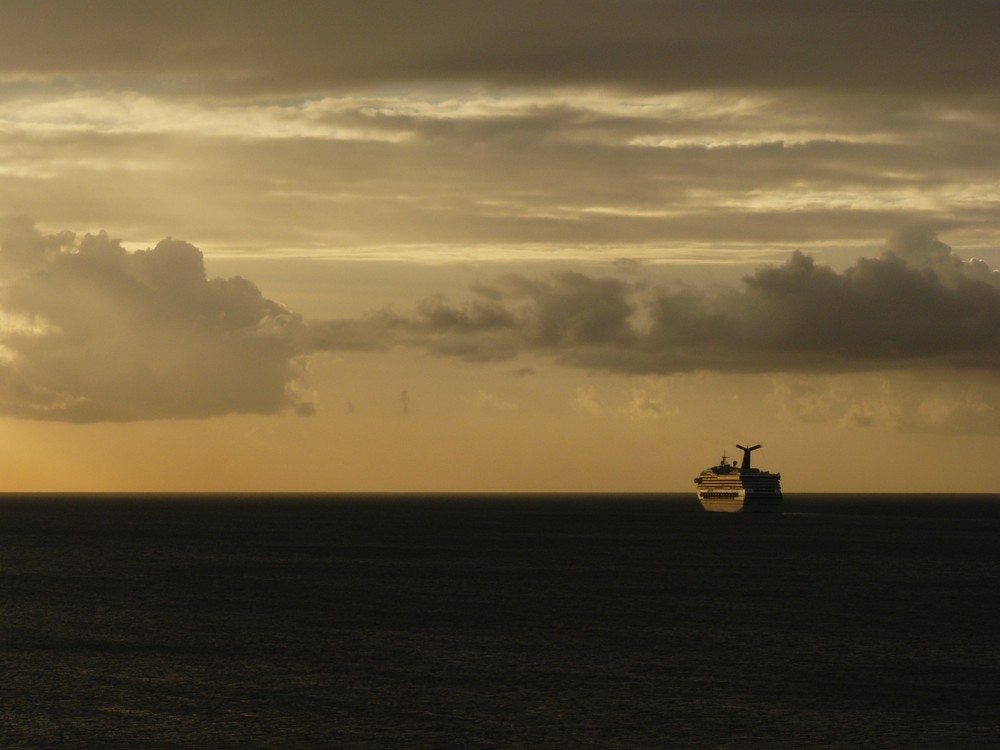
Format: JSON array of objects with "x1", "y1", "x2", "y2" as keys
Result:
[
  {"x1": 2, "y1": 87, "x2": 996, "y2": 257},
  {"x1": 398, "y1": 228, "x2": 1000, "y2": 373},
  {"x1": 0, "y1": 218, "x2": 373, "y2": 422},
  {"x1": 767, "y1": 372, "x2": 1000, "y2": 435}
]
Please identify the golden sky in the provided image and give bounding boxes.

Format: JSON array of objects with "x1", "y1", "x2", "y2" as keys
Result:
[{"x1": 0, "y1": 1, "x2": 998, "y2": 492}]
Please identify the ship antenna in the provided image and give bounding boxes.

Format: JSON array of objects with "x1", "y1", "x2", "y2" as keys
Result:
[{"x1": 736, "y1": 443, "x2": 761, "y2": 471}]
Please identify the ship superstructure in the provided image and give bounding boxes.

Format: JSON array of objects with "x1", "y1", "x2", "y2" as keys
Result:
[{"x1": 693, "y1": 444, "x2": 782, "y2": 512}]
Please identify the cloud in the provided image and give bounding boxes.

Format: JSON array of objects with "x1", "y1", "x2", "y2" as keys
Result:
[
  {"x1": 2, "y1": 85, "x2": 998, "y2": 256},
  {"x1": 572, "y1": 387, "x2": 603, "y2": 417},
  {"x1": 0, "y1": 218, "x2": 376, "y2": 422},
  {"x1": 2, "y1": 4, "x2": 999, "y2": 265},
  {"x1": 0, "y1": 2, "x2": 997, "y2": 95},
  {"x1": 398, "y1": 229, "x2": 1000, "y2": 374},
  {"x1": 3, "y1": 219, "x2": 996, "y2": 425},
  {"x1": 767, "y1": 372, "x2": 1000, "y2": 434},
  {"x1": 618, "y1": 388, "x2": 669, "y2": 423},
  {"x1": 469, "y1": 391, "x2": 518, "y2": 412}
]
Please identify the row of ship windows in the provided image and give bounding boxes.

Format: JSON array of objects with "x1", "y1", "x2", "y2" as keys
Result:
[
  {"x1": 700, "y1": 488, "x2": 779, "y2": 495},
  {"x1": 701, "y1": 479, "x2": 780, "y2": 487}
]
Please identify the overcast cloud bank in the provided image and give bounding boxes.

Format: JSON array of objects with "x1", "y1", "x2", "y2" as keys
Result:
[
  {"x1": 1, "y1": 2, "x2": 997, "y2": 95},
  {"x1": 1, "y1": 3, "x2": 997, "y2": 258}
]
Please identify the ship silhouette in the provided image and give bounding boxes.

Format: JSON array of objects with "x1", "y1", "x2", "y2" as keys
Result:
[{"x1": 693, "y1": 444, "x2": 782, "y2": 512}]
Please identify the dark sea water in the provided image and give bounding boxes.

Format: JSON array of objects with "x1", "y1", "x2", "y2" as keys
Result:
[{"x1": 2, "y1": 494, "x2": 999, "y2": 749}]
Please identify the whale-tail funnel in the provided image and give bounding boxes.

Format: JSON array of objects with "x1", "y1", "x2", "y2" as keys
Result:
[{"x1": 736, "y1": 443, "x2": 762, "y2": 471}]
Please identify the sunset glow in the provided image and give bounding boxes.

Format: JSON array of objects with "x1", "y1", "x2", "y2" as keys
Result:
[{"x1": 1, "y1": 1, "x2": 998, "y2": 491}]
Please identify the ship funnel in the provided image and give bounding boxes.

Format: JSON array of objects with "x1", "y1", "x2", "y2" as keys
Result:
[{"x1": 736, "y1": 443, "x2": 761, "y2": 471}]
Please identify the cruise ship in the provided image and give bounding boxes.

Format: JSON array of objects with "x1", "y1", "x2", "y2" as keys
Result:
[{"x1": 693, "y1": 444, "x2": 782, "y2": 512}]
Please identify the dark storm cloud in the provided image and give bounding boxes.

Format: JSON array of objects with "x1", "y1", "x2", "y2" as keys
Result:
[
  {"x1": 0, "y1": 218, "x2": 376, "y2": 422},
  {"x1": 0, "y1": 1, "x2": 997, "y2": 95},
  {"x1": 398, "y1": 229, "x2": 1000, "y2": 373}
]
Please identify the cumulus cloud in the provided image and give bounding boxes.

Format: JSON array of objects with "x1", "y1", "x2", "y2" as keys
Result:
[
  {"x1": 0, "y1": 218, "x2": 376, "y2": 422},
  {"x1": 3, "y1": 219, "x2": 996, "y2": 425},
  {"x1": 397, "y1": 229, "x2": 1000, "y2": 374}
]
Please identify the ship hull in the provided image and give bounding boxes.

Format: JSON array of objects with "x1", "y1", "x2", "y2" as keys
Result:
[{"x1": 696, "y1": 490, "x2": 782, "y2": 513}]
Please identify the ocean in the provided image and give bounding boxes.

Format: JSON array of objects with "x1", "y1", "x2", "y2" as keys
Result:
[{"x1": 2, "y1": 494, "x2": 999, "y2": 749}]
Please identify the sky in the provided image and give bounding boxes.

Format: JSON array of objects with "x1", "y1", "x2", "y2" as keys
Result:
[{"x1": 0, "y1": 1, "x2": 999, "y2": 492}]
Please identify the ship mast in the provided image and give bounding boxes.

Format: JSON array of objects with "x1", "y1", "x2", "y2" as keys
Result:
[{"x1": 736, "y1": 443, "x2": 761, "y2": 471}]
